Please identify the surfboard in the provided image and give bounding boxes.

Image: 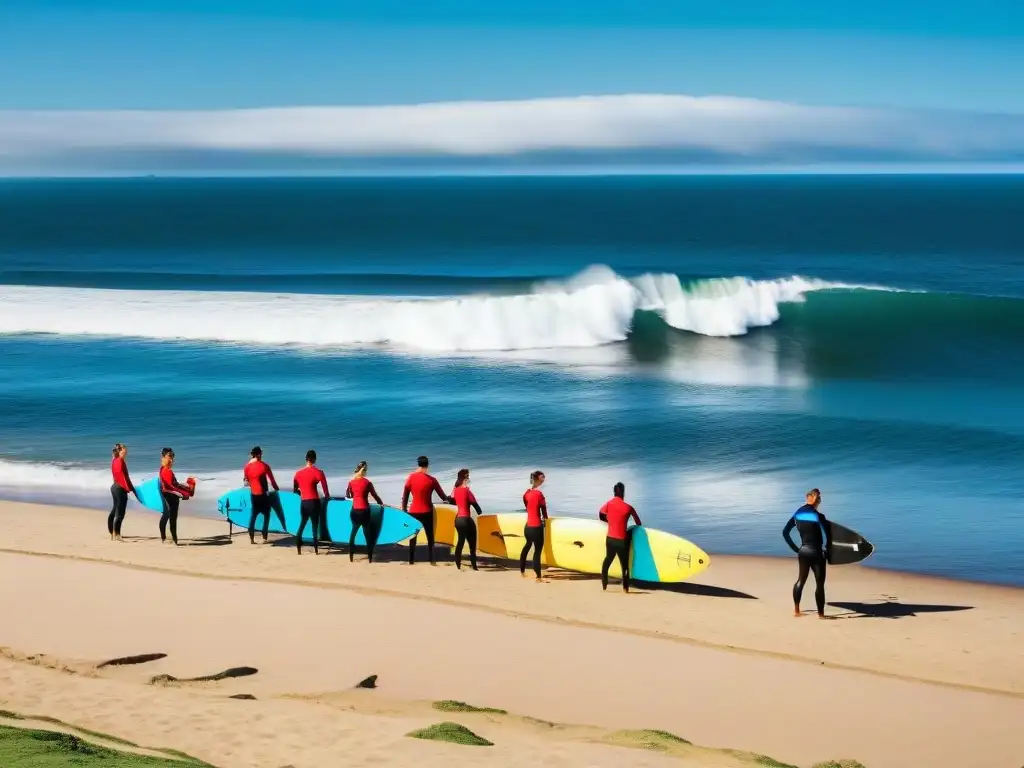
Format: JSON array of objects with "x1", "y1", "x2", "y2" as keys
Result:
[
  {"x1": 825, "y1": 519, "x2": 874, "y2": 565},
  {"x1": 395, "y1": 504, "x2": 458, "y2": 548},
  {"x1": 284, "y1": 498, "x2": 422, "y2": 547},
  {"x1": 474, "y1": 513, "x2": 711, "y2": 583},
  {"x1": 134, "y1": 477, "x2": 195, "y2": 513},
  {"x1": 216, "y1": 488, "x2": 289, "y2": 534}
]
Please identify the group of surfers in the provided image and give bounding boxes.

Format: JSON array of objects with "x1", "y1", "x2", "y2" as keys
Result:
[{"x1": 107, "y1": 443, "x2": 833, "y2": 613}]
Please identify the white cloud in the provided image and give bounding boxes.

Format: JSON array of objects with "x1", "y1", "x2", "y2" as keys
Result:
[{"x1": 1, "y1": 94, "x2": 1023, "y2": 166}]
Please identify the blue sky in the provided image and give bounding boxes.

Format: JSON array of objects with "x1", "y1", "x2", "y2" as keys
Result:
[{"x1": 2, "y1": 0, "x2": 1023, "y2": 112}]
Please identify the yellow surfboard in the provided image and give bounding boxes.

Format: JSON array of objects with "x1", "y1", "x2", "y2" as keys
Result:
[
  {"x1": 475, "y1": 513, "x2": 710, "y2": 583},
  {"x1": 396, "y1": 504, "x2": 458, "y2": 548}
]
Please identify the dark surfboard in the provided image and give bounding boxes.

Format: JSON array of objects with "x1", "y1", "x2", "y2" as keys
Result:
[{"x1": 825, "y1": 519, "x2": 874, "y2": 565}]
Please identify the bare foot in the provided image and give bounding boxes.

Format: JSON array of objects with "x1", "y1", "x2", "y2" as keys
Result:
[
  {"x1": 793, "y1": 609, "x2": 802, "y2": 617},
  {"x1": 818, "y1": 613, "x2": 828, "y2": 620},
  {"x1": 534, "y1": 577, "x2": 547, "y2": 583}
]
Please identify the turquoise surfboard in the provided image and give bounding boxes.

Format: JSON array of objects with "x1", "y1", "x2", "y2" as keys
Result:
[
  {"x1": 282, "y1": 498, "x2": 422, "y2": 546},
  {"x1": 134, "y1": 477, "x2": 166, "y2": 514},
  {"x1": 216, "y1": 488, "x2": 289, "y2": 533}
]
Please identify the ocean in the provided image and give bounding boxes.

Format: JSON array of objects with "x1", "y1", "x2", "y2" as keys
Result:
[{"x1": 1, "y1": 174, "x2": 1022, "y2": 586}]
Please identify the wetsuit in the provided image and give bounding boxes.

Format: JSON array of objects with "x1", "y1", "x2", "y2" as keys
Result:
[
  {"x1": 451, "y1": 485, "x2": 483, "y2": 570},
  {"x1": 520, "y1": 488, "x2": 548, "y2": 578},
  {"x1": 243, "y1": 459, "x2": 280, "y2": 543},
  {"x1": 782, "y1": 504, "x2": 832, "y2": 615},
  {"x1": 108, "y1": 456, "x2": 136, "y2": 537},
  {"x1": 599, "y1": 497, "x2": 642, "y2": 591},
  {"x1": 293, "y1": 465, "x2": 329, "y2": 555},
  {"x1": 345, "y1": 476, "x2": 382, "y2": 562},
  {"x1": 402, "y1": 471, "x2": 447, "y2": 565},
  {"x1": 158, "y1": 466, "x2": 190, "y2": 545}
]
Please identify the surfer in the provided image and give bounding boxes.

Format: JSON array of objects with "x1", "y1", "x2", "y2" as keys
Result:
[
  {"x1": 520, "y1": 470, "x2": 549, "y2": 582},
  {"x1": 158, "y1": 448, "x2": 192, "y2": 545},
  {"x1": 292, "y1": 450, "x2": 329, "y2": 556},
  {"x1": 782, "y1": 488, "x2": 831, "y2": 618},
  {"x1": 243, "y1": 446, "x2": 280, "y2": 545},
  {"x1": 108, "y1": 443, "x2": 141, "y2": 541},
  {"x1": 345, "y1": 460, "x2": 384, "y2": 563},
  {"x1": 599, "y1": 482, "x2": 642, "y2": 593},
  {"x1": 451, "y1": 468, "x2": 483, "y2": 571},
  {"x1": 401, "y1": 455, "x2": 451, "y2": 566}
]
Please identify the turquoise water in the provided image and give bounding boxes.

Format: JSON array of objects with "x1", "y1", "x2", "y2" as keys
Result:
[{"x1": 1, "y1": 175, "x2": 1022, "y2": 585}]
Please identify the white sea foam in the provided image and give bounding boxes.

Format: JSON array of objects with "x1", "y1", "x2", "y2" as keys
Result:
[{"x1": 0, "y1": 266, "x2": 887, "y2": 352}]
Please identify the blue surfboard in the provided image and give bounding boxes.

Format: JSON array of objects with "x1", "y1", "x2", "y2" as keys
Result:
[
  {"x1": 216, "y1": 488, "x2": 290, "y2": 534},
  {"x1": 134, "y1": 477, "x2": 166, "y2": 514},
  {"x1": 282, "y1": 498, "x2": 422, "y2": 546}
]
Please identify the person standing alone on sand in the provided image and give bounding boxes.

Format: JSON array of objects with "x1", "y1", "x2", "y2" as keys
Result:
[
  {"x1": 782, "y1": 488, "x2": 832, "y2": 619},
  {"x1": 451, "y1": 468, "x2": 483, "y2": 571},
  {"x1": 346, "y1": 460, "x2": 384, "y2": 563},
  {"x1": 401, "y1": 455, "x2": 450, "y2": 566},
  {"x1": 108, "y1": 443, "x2": 141, "y2": 541},
  {"x1": 243, "y1": 446, "x2": 279, "y2": 545},
  {"x1": 599, "y1": 482, "x2": 642, "y2": 593},
  {"x1": 158, "y1": 448, "x2": 193, "y2": 546},
  {"x1": 520, "y1": 470, "x2": 549, "y2": 582},
  {"x1": 293, "y1": 449, "x2": 329, "y2": 556}
]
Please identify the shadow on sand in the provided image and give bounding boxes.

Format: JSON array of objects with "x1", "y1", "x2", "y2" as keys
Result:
[{"x1": 828, "y1": 600, "x2": 974, "y2": 619}]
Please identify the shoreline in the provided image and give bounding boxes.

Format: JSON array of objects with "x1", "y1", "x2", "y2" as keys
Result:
[{"x1": 3, "y1": 493, "x2": 1020, "y2": 589}]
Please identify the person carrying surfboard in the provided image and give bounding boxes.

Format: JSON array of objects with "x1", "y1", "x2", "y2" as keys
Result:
[
  {"x1": 450, "y1": 468, "x2": 483, "y2": 571},
  {"x1": 599, "y1": 482, "x2": 642, "y2": 593},
  {"x1": 782, "y1": 488, "x2": 832, "y2": 619},
  {"x1": 108, "y1": 443, "x2": 141, "y2": 541},
  {"x1": 158, "y1": 448, "x2": 193, "y2": 546},
  {"x1": 520, "y1": 470, "x2": 549, "y2": 582},
  {"x1": 401, "y1": 455, "x2": 451, "y2": 566},
  {"x1": 293, "y1": 449, "x2": 330, "y2": 556},
  {"x1": 243, "y1": 446, "x2": 280, "y2": 545},
  {"x1": 345, "y1": 460, "x2": 384, "y2": 563}
]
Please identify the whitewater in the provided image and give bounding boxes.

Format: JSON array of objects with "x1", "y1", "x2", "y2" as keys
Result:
[{"x1": 0, "y1": 265, "x2": 881, "y2": 352}]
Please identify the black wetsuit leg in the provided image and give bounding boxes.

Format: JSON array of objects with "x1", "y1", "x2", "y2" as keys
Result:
[
  {"x1": 454, "y1": 516, "x2": 478, "y2": 570},
  {"x1": 601, "y1": 536, "x2": 630, "y2": 591},
  {"x1": 520, "y1": 524, "x2": 544, "y2": 578},
  {"x1": 408, "y1": 511, "x2": 436, "y2": 564},
  {"x1": 249, "y1": 493, "x2": 271, "y2": 543},
  {"x1": 794, "y1": 553, "x2": 827, "y2": 615},
  {"x1": 109, "y1": 483, "x2": 128, "y2": 536},
  {"x1": 159, "y1": 493, "x2": 180, "y2": 545},
  {"x1": 297, "y1": 498, "x2": 321, "y2": 555},
  {"x1": 349, "y1": 507, "x2": 370, "y2": 562}
]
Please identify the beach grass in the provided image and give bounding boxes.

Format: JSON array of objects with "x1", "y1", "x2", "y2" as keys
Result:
[
  {"x1": 432, "y1": 699, "x2": 508, "y2": 715},
  {"x1": 606, "y1": 728, "x2": 692, "y2": 752},
  {"x1": 406, "y1": 721, "x2": 493, "y2": 746},
  {"x1": 812, "y1": 762, "x2": 867, "y2": 768},
  {"x1": 0, "y1": 724, "x2": 214, "y2": 766}
]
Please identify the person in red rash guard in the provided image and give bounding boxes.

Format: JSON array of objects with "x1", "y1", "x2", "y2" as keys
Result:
[
  {"x1": 401, "y1": 455, "x2": 452, "y2": 565},
  {"x1": 345, "y1": 460, "x2": 384, "y2": 563},
  {"x1": 108, "y1": 442, "x2": 140, "y2": 541},
  {"x1": 158, "y1": 447, "x2": 192, "y2": 546},
  {"x1": 599, "y1": 482, "x2": 642, "y2": 593},
  {"x1": 450, "y1": 468, "x2": 484, "y2": 571},
  {"x1": 520, "y1": 470, "x2": 549, "y2": 581},
  {"x1": 243, "y1": 445, "x2": 280, "y2": 544},
  {"x1": 292, "y1": 449, "x2": 329, "y2": 556}
]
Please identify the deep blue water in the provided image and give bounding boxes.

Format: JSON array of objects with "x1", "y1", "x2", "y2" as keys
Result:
[{"x1": 1, "y1": 175, "x2": 1022, "y2": 585}]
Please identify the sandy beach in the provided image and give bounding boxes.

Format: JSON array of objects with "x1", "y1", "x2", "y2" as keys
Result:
[{"x1": 0, "y1": 500, "x2": 1021, "y2": 768}]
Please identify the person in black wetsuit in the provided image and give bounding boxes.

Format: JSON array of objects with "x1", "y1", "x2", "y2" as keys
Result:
[{"x1": 782, "y1": 488, "x2": 832, "y2": 619}]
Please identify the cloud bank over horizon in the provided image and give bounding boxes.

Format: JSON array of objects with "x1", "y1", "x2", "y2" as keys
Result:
[{"x1": 2, "y1": 94, "x2": 1024, "y2": 173}]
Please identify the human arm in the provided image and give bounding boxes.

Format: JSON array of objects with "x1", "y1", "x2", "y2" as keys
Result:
[
  {"x1": 540, "y1": 492, "x2": 548, "y2": 521},
  {"x1": 629, "y1": 505, "x2": 642, "y2": 527},
  {"x1": 345, "y1": 481, "x2": 353, "y2": 499},
  {"x1": 468, "y1": 489, "x2": 482, "y2": 516},
  {"x1": 318, "y1": 470, "x2": 330, "y2": 500},
  {"x1": 782, "y1": 516, "x2": 800, "y2": 554},
  {"x1": 401, "y1": 480, "x2": 411, "y2": 512},
  {"x1": 292, "y1": 473, "x2": 300, "y2": 495},
  {"x1": 598, "y1": 501, "x2": 608, "y2": 523},
  {"x1": 431, "y1": 477, "x2": 453, "y2": 505},
  {"x1": 368, "y1": 480, "x2": 383, "y2": 506},
  {"x1": 121, "y1": 460, "x2": 138, "y2": 497},
  {"x1": 266, "y1": 465, "x2": 279, "y2": 492},
  {"x1": 818, "y1": 513, "x2": 831, "y2": 558}
]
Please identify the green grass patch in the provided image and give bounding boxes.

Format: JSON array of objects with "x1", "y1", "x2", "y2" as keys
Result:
[
  {"x1": 751, "y1": 756, "x2": 799, "y2": 768},
  {"x1": 406, "y1": 721, "x2": 493, "y2": 747},
  {"x1": 812, "y1": 762, "x2": 866, "y2": 768},
  {"x1": 29, "y1": 715, "x2": 140, "y2": 748},
  {"x1": 0, "y1": 724, "x2": 212, "y2": 766},
  {"x1": 608, "y1": 729, "x2": 691, "y2": 752},
  {"x1": 432, "y1": 700, "x2": 507, "y2": 715}
]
